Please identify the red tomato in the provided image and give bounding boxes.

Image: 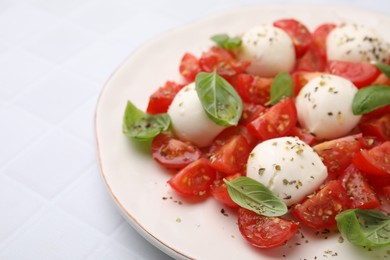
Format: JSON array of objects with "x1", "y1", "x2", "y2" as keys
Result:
[
  {"x1": 292, "y1": 180, "x2": 350, "y2": 230},
  {"x1": 239, "y1": 102, "x2": 266, "y2": 125},
  {"x1": 373, "y1": 73, "x2": 390, "y2": 87},
  {"x1": 292, "y1": 71, "x2": 321, "y2": 96},
  {"x1": 326, "y1": 60, "x2": 380, "y2": 88},
  {"x1": 359, "y1": 113, "x2": 390, "y2": 141},
  {"x1": 233, "y1": 73, "x2": 273, "y2": 105},
  {"x1": 211, "y1": 125, "x2": 257, "y2": 149},
  {"x1": 238, "y1": 208, "x2": 299, "y2": 248},
  {"x1": 339, "y1": 164, "x2": 380, "y2": 209},
  {"x1": 313, "y1": 134, "x2": 364, "y2": 180},
  {"x1": 353, "y1": 141, "x2": 390, "y2": 176},
  {"x1": 167, "y1": 158, "x2": 217, "y2": 197},
  {"x1": 273, "y1": 19, "x2": 312, "y2": 58},
  {"x1": 146, "y1": 81, "x2": 184, "y2": 114},
  {"x1": 210, "y1": 173, "x2": 241, "y2": 208},
  {"x1": 295, "y1": 46, "x2": 326, "y2": 72},
  {"x1": 247, "y1": 98, "x2": 297, "y2": 140},
  {"x1": 209, "y1": 134, "x2": 251, "y2": 175},
  {"x1": 151, "y1": 133, "x2": 201, "y2": 169},
  {"x1": 290, "y1": 126, "x2": 316, "y2": 145},
  {"x1": 199, "y1": 46, "x2": 249, "y2": 78},
  {"x1": 179, "y1": 53, "x2": 200, "y2": 82},
  {"x1": 311, "y1": 23, "x2": 336, "y2": 59}
]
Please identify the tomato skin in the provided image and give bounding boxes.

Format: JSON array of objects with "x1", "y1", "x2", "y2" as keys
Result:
[
  {"x1": 339, "y1": 164, "x2": 380, "y2": 210},
  {"x1": 352, "y1": 141, "x2": 390, "y2": 176},
  {"x1": 209, "y1": 134, "x2": 251, "y2": 175},
  {"x1": 168, "y1": 158, "x2": 217, "y2": 197},
  {"x1": 292, "y1": 180, "x2": 350, "y2": 230},
  {"x1": 292, "y1": 71, "x2": 321, "y2": 96},
  {"x1": 290, "y1": 126, "x2": 316, "y2": 145},
  {"x1": 311, "y1": 23, "x2": 336, "y2": 60},
  {"x1": 239, "y1": 102, "x2": 266, "y2": 125},
  {"x1": 273, "y1": 19, "x2": 312, "y2": 58},
  {"x1": 151, "y1": 133, "x2": 201, "y2": 169},
  {"x1": 326, "y1": 60, "x2": 380, "y2": 88},
  {"x1": 313, "y1": 134, "x2": 364, "y2": 180},
  {"x1": 359, "y1": 113, "x2": 390, "y2": 141},
  {"x1": 238, "y1": 208, "x2": 299, "y2": 248},
  {"x1": 247, "y1": 98, "x2": 297, "y2": 140},
  {"x1": 211, "y1": 125, "x2": 257, "y2": 149},
  {"x1": 210, "y1": 173, "x2": 241, "y2": 208},
  {"x1": 146, "y1": 81, "x2": 184, "y2": 114},
  {"x1": 233, "y1": 73, "x2": 273, "y2": 105},
  {"x1": 179, "y1": 53, "x2": 200, "y2": 82},
  {"x1": 294, "y1": 46, "x2": 326, "y2": 72}
]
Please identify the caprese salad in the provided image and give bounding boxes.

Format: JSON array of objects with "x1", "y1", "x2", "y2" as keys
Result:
[{"x1": 122, "y1": 18, "x2": 390, "y2": 250}]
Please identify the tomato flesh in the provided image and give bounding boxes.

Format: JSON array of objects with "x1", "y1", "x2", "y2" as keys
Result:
[
  {"x1": 210, "y1": 173, "x2": 241, "y2": 208},
  {"x1": 311, "y1": 23, "x2": 336, "y2": 59},
  {"x1": 292, "y1": 180, "x2": 350, "y2": 230},
  {"x1": 353, "y1": 141, "x2": 390, "y2": 176},
  {"x1": 168, "y1": 158, "x2": 217, "y2": 197},
  {"x1": 247, "y1": 98, "x2": 297, "y2": 140},
  {"x1": 238, "y1": 208, "x2": 299, "y2": 248},
  {"x1": 232, "y1": 73, "x2": 273, "y2": 105},
  {"x1": 146, "y1": 81, "x2": 184, "y2": 114},
  {"x1": 179, "y1": 53, "x2": 200, "y2": 82},
  {"x1": 152, "y1": 133, "x2": 201, "y2": 169},
  {"x1": 359, "y1": 113, "x2": 390, "y2": 141}
]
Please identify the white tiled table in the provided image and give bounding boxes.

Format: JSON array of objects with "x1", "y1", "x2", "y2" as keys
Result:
[{"x1": 0, "y1": 0, "x2": 389, "y2": 259}]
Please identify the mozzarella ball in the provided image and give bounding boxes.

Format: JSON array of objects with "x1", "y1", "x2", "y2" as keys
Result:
[
  {"x1": 247, "y1": 137, "x2": 327, "y2": 206},
  {"x1": 167, "y1": 83, "x2": 227, "y2": 147},
  {"x1": 295, "y1": 74, "x2": 361, "y2": 140},
  {"x1": 240, "y1": 25, "x2": 296, "y2": 77},
  {"x1": 327, "y1": 23, "x2": 389, "y2": 63}
]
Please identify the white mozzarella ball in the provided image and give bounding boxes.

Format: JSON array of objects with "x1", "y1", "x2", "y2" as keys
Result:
[
  {"x1": 167, "y1": 83, "x2": 227, "y2": 147},
  {"x1": 240, "y1": 25, "x2": 296, "y2": 77},
  {"x1": 295, "y1": 74, "x2": 361, "y2": 140},
  {"x1": 247, "y1": 137, "x2": 327, "y2": 206},
  {"x1": 327, "y1": 23, "x2": 389, "y2": 63}
]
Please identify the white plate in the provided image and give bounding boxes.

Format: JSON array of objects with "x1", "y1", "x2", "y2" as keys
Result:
[{"x1": 95, "y1": 5, "x2": 390, "y2": 260}]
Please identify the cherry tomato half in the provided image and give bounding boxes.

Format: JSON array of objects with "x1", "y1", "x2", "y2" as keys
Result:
[
  {"x1": 353, "y1": 141, "x2": 390, "y2": 176},
  {"x1": 179, "y1": 53, "x2": 201, "y2": 82},
  {"x1": 146, "y1": 81, "x2": 184, "y2": 114},
  {"x1": 210, "y1": 173, "x2": 241, "y2": 208}
]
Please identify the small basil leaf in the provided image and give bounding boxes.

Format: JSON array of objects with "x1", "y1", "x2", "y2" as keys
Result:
[
  {"x1": 376, "y1": 63, "x2": 390, "y2": 79},
  {"x1": 265, "y1": 72, "x2": 294, "y2": 106},
  {"x1": 211, "y1": 33, "x2": 242, "y2": 50},
  {"x1": 352, "y1": 85, "x2": 390, "y2": 115},
  {"x1": 195, "y1": 71, "x2": 242, "y2": 126},
  {"x1": 122, "y1": 101, "x2": 171, "y2": 141},
  {"x1": 224, "y1": 176, "x2": 287, "y2": 217},
  {"x1": 336, "y1": 209, "x2": 390, "y2": 247}
]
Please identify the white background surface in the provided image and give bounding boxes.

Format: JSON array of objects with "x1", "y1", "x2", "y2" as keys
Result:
[{"x1": 0, "y1": 0, "x2": 389, "y2": 259}]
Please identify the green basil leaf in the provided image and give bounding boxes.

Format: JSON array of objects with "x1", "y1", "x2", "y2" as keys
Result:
[
  {"x1": 211, "y1": 33, "x2": 242, "y2": 50},
  {"x1": 224, "y1": 176, "x2": 287, "y2": 217},
  {"x1": 336, "y1": 209, "x2": 390, "y2": 247},
  {"x1": 376, "y1": 63, "x2": 390, "y2": 79},
  {"x1": 352, "y1": 85, "x2": 390, "y2": 115},
  {"x1": 195, "y1": 71, "x2": 242, "y2": 126},
  {"x1": 122, "y1": 101, "x2": 171, "y2": 141},
  {"x1": 265, "y1": 72, "x2": 294, "y2": 106}
]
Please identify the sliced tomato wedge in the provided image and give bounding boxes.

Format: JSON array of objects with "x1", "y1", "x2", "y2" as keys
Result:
[
  {"x1": 291, "y1": 71, "x2": 321, "y2": 96},
  {"x1": 232, "y1": 73, "x2": 273, "y2": 105},
  {"x1": 179, "y1": 53, "x2": 200, "y2": 82},
  {"x1": 210, "y1": 173, "x2": 241, "y2": 208},
  {"x1": 246, "y1": 98, "x2": 297, "y2": 140},
  {"x1": 359, "y1": 113, "x2": 390, "y2": 141},
  {"x1": 146, "y1": 81, "x2": 184, "y2": 114},
  {"x1": 209, "y1": 134, "x2": 251, "y2": 175},
  {"x1": 239, "y1": 102, "x2": 266, "y2": 125},
  {"x1": 339, "y1": 164, "x2": 380, "y2": 210},
  {"x1": 273, "y1": 19, "x2": 312, "y2": 58},
  {"x1": 294, "y1": 45, "x2": 326, "y2": 72},
  {"x1": 313, "y1": 134, "x2": 364, "y2": 180},
  {"x1": 151, "y1": 133, "x2": 201, "y2": 169},
  {"x1": 352, "y1": 141, "x2": 390, "y2": 176},
  {"x1": 167, "y1": 158, "x2": 217, "y2": 197},
  {"x1": 311, "y1": 23, "x2": 336, "y2": 59},
  {"x1": 289, "y1": 126, "x2": 316, "y2": 145},
  {"x1": 326, "y1": 60, "x2": 380, "y2": 88},
  {"x1": 238, "y1": 208, "x2": 299, "y2": 248},
  {"x1": 292, "y1": 180, "x2": 350, "y2": 230}
]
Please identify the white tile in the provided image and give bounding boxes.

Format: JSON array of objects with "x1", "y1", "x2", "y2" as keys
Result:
[
  {"x1": 64, "y1": 39, "x2": 131, "y2": 84},
  {"x1": 57, "y1": 165, "x2": 124, "y2": 235},
  {"x1": 61, "y1": 95, "x2": 98, "y2": 145},
  {"x1": 68, "y1": 0, "x2": 136, "y2": 34},
  {"x1": 0, "y1": 208, "x2": 101, "y2": 260},
  {"x1": 32, "y1": 0, "x2": 91, "y2": 16},
  {"x1": 0, "y1": 49, "x2": 55, "y2": 99},
  {"x1": 25, "y1": 22, "x2": 99, "y2": 64},
  {"x1": 113, "y1": 222, "x2": 173, "y2": 260},
  {"x1": 0, "y1": 105, "x2": 48, "y2": 167},
  {"x1": 14, "y1": 69, "x2": 98, "y2": 124},
  {"x1": 0, "y1": 3, "x2": 59, "y2": 44},
  {"x1": 4, "y1": 130, "x2": 95, "y2": 198},
  {"x1": 0, "y1": 174, "x2": 43, "y2": 242},
  {"x1": 87, "y1": 241, "x2": 139, "y2": 260}
]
